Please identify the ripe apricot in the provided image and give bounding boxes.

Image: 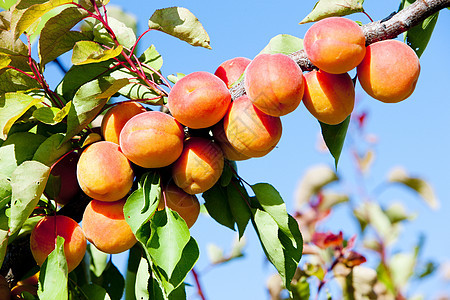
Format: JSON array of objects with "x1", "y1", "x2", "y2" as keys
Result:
[
  {"x1": 212, "y1": 121, "x2": 250, "y2": 161},
  {"x1": 223, "y1": 95, "x2": 282, "y2": 157},
  {"x1": 77, "y1": 141, "x2": 134, "y2": 202},
  {"x1": 29, "y1": 215, "x2": 87, "y2": 273},
  {"x1": 0, "y1": 274, "x2": 10, "y2": 299},
  {"x1": 302, "y1": 70, "x2": 355, "y2": 125},
  {"x1": 158, "y1": 184, "x2": 200, "y2": 228},
  {"x1": 101, "y1": 101, "x2": 147, "y2": 144},
  {"x1": 82, "y1": 199, "x2": 137, "y2": 254},
  {"x1": 244, "y1": 53, "x2": 304, "y2": 117},
  {"x1": 120, "y1": 111, "x2": 185, "y2": 168},
  {"x1": 172, "y1": 137, "x2": 224, "y2": 195},
  {"x1": 357, "y1": 39, "x2": 420, "y2": 103},
  {"x1": 11, "y1": 284, "x2": 37, "y2": 299},
  {"x1": 168, "y1": 71, "x2": 231, "y2": 129},
  {"x1": 304, "y1": 17, "x2": 366, "y2": 74},
  {"x1": 214, "y1": 57, "x2": 251, "y2": 88}
]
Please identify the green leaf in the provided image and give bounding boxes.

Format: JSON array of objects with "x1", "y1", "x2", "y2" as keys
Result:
[
  {"x1": 319, "y1": 116, "x2": 350, "y2": 168},
  {"x1": 11, "y1": 0, "x2": 74, "y2": 40},
  {"x1": 202, "y1": 182, "x2": 235, "y2": 230},
  {"x1": 227, "y1": 179, "x2": 251, "y2": 239},
  {"x1": 0, "y1": 92, "x2": 42, "y2": 139},
  {"x1": 61, "y1": 76, "x2": 125, "y2": 145},
  {"x1": 32, "y1": 107, "x2": 62, "y2": 125},
  {"x1": 400, "y1": 0, "x2": 439, "y2": 58},
  {"x1": 124, "y1": 171, "x2": 161, "y2": 235},
  {"x1": 167, "y1": 73, "x2": 185, "y2": 84},
  {"x1": 139, "y1": 45, "x2": 163, "y2": 71},
  {"x1": 33, "y1": 133, "x2": 72, "y2": 166},
  {"x1": 0, "y1": 69, "x2": 40, "y2": 94},
  {"x1": 80, "y1": 283, "x2": 111, "y2": 300},
  {"x1": 0, "y1": 175, "x2": 12, "y2": 209},
  {"x1": 0, "y1": 0, "x2": 17, "y2": 10},
  {"x1": 92, "y1": 262, "x2": 125, "y2": 300},
  {"x1": 0, "y1": 132, "x2": 46, "y2": 178},
  {"x1": 93, "y1": 17, "x2": 136, "y2": 49},
  {"x1": 252, "y1": 209, "x2": 302, "y2": 290},
  {"x1": 72, "y1": 41, "x2": 123, "y2": 65},
  {"x1": 260, "y1": 34, "x2": 304, "y2": 55},
  {"x1": 9, "y1": 160, "x2": 50, "y2": 235},
  {"x1": 0, "y1": 54, "x2": 11, "y2": 70},
  {"x1": 388, "y1": 167, "x2": 439, "y2": 209},
  {"x1": 38, "y1": 236, "x2": 69, "y2": 300},
  {"x1": 148, "y1": 7, "x2": 211, "y2": 49},
  {"x1": 292, "y1": 276, "x2": 310, "y2": 300},
  {"x1": 147, "y1": 208, "x2": 190, "y2": 281},
  {"x1": 0, "y1": 208, "x2": 9, "y2": 267},
  {"x1": 135, "y1": 256, "x2": 152, "y2": 300},
  {"x1": 39, "y1": 6, "x2": 90, "y2": 66},
  {"x1": 87, "y1": 243, "x2": 108, "y2": 277},
  {"x1": 390, "y1": 253, "x2": 416, "y2": 288},
  {"x1": 299, "y1": 0, "x2": 364, "y2": 24}
]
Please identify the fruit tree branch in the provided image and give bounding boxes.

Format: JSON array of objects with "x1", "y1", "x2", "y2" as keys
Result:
[{"x1": 230, "y1": 0, "x2": 450, "y2": 100}]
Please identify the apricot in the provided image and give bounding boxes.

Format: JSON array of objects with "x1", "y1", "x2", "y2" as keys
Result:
[
  {"x1": 214, "y1": 57, "x2": 251, "y2": 88},
  {"x1": 223, "y1": 95, "x2": 282, "y2": 157},
  {"x1": 101, "y1": 101, "x2": 147, "y2": 144},
  {"x1": 77, "y1": 141, "x2": 134, "y2": 202},
  {"x1": 46, "y1": 151, "x2": 80, "y2": 206},
  {"x1": 302, "y1": 70, "x2": 355, "y2": 125},
  {"x1": 304, "y1": 17, "x2": 366, "y2": 74},
  {"x1": 212, "y1": 121, "x2": 250, "y2": 161},
  {"x1": 357, "y1": 39, "x2": 420, "y2": 103},
  {"x1": 120, "y1": 111, "x2": 185, "y2": 168},
  {"x1": 0, "y1": 274, "x2": 10, "y2": 299},
  {"x1": 10, "y1": 284, "x2": 37, "y2": 299},
  {"x1": 82, "y1": 199, "x2": 137, "y2": 254},
  {"x1": 244, "y1": 53, "x2": 304, "y2": 117},
  {"x1": 29, "y1": 215, "x2": 87, "y2": 273},
  {"x1": 168, "y1": 71, "x2": 231, "y2": 129},
  {"x1": 172, "y1": 137, "x2": 224, "y2": 195},
  {"x1": 158, "y1": 184, "x2": 200, "y2": 228}
]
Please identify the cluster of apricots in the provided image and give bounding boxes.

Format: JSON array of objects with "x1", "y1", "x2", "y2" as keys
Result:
[{"x1": 27, "y1": 16, "x2": 421, "y2": 279}]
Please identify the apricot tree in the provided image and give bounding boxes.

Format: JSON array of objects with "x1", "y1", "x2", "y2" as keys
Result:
[{"x1": 0, "y1": 0, "x2": 449, "y2": 299}]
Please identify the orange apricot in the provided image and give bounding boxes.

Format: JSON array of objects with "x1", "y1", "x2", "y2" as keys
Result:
[
  {"x1": 172, "y1": 137, "x2": 224, "y2": 195},
  {"x1": 302, "y1": 70, "x2": 355, "y2": 125},
  {"x1": 357, "y1": 39, "x2": 420, "y2": 103},
  {"x1": 29, "y1": 215, "x2": 87, "y2": 273},
  {"x1": 214, "y1": 57, "x2": 251, "y2": 88},
  {"x1": 168, "y1": 71, "x2": 231, "y2": 129},
  {"x1": 82, "y1": 199, "x2": 137, "y2": 254},
  {"x1": 304, "y1": 17, "x2": 366, "y2": 74},
  {"x1": 120, "y1": 111, "x2": 185, "y2": 168},
  {"x1": 158, "y1": 184, "x2": 200, "y2": 228},
  {"x1": 77, "y1": 141, "x2": 134, "y2": 202},
  {"x1": 223, "y1": 95, "x2": 282, "y2": 157},
  {"x1": 101, "y1": 101, "x2": 147, "y2": 144},
  {"x1": 244, "y1": 53, "x2": 304, "y2": 117},
  {"x1": 212, "y1": 121, "x2": 250, "y2": 161}
]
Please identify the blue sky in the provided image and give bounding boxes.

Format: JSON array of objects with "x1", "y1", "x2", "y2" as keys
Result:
[{"x1": 40, "y1": 0, "x2": 450, "y2": 298}]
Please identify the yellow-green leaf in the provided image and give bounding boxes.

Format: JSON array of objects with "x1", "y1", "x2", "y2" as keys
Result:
[
  {"x1": 300, "y1": 0, "x2": 364, "y2": 24},
  {"x1": 72, "y1": 41, "x2": 123, "y2": 65},
  {"x1": 148, "y1": 7, "x2": 211, "y2": 49}
]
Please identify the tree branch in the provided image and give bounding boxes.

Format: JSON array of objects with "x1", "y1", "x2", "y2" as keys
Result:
[{"x1": 230, "y1": 0, "x2": 450, "y2": 100}]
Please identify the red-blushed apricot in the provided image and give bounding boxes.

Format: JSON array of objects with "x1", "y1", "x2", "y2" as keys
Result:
[
  {"x1": 357, "y1": 39, "x2": 420, "y2": 103},
  {"x1": 168, "y1": 71, "x2": 232, "y2": 129},
  {"x1": 101, "y1": 101, "x2": 147, "y2": 144},
  {"x1": 29, "y1": 215, "x2": 87, "y2": 273},
  {"x1": 302, "y1": 70, "x2": 355, "y2": 125},
  {"x1": 158, "y1": 184, "x2": 200, "y2": 228},
  {"x1": 212, "y1": 121, "x2": 250, "y2": 161},
  {"x1": 214, "y1": 57, "x2": 251, "y2": 88},
  {"x1": 0, "y1": 274, "x2": 10, "y2": 299},
  {"x1": 172, "y1": 137, "x2": 224, "y2": 195},
  {"x1": 120, "y1": 111, "x2": 185, "y2": 168},
  {"x1": 46, "y1": 151, "x2": 80, "y2": 206},
  {"x1": 82, "y1": 199, "x2": 137, "y2": 254},
  {"x1": 244, "y1": 53, "x2": 304, "y2": 117},
  {"x1": 77, "y1": 141, "x2": 134, "y2": 202},
  {"x1": 304, "y1": 17, "x2": 366, "y2": 74},
  {"x1": 223, "y1": 95, "x2": 282, "y2": 157}
]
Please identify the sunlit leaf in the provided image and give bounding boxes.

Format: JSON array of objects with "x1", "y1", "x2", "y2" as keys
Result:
[
  {"x1": 93, "y1": 16, "x2": 136, "y2": 49},
  {"x1": 72, "y1": 41, "x2": 123, "y2": 65},
  {"x1": 0, "y1": 69, "x2": 40, "y2": 94},
  {"x1": 87, "y1": 243, "x2": 108, "y2": 277},
  {"x1": 135, "y1": 256, "x2": 152, "y2": 300},
  {"x1": 9, "y1": 160, "x2": 50, "y2": 235},
  {"x1": 319, "y1": 116, "x2": 350, "y2": 168},
  {"x1": 0, "y1": 0, "x2": 17, "y2": 10},
  {"x1": 390, "y1": 253, "x2": 416, "y2": 288},
  {"x1": 0, "y1": 208, "x2": 9, "y2": 267},
  {"x1": 148, "y1": 7, "x2": 211, "y2": 49},
  {"x1": 207, "y1": 243, "x2": 224, "y2": 264},
  {"x1": 388, "y1": 167, "x2": 439, "y2": 209},
  {"x1": 38, "y1": 236, "x2": 68, "y2": 300},
  {"x1": 300, "y1": 0, "x2": 364, "y2": 24},
  {"x1": 33, "y1": 133, "x2": 72, "y2": 166},
  {"x1": 260, "y1": 34, "x2": 304, "y2": 55}
]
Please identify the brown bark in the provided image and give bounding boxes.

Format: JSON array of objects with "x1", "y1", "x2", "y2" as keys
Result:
[{"x1": 230, "y1": 0, "x2": 450, "y2": 100}]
